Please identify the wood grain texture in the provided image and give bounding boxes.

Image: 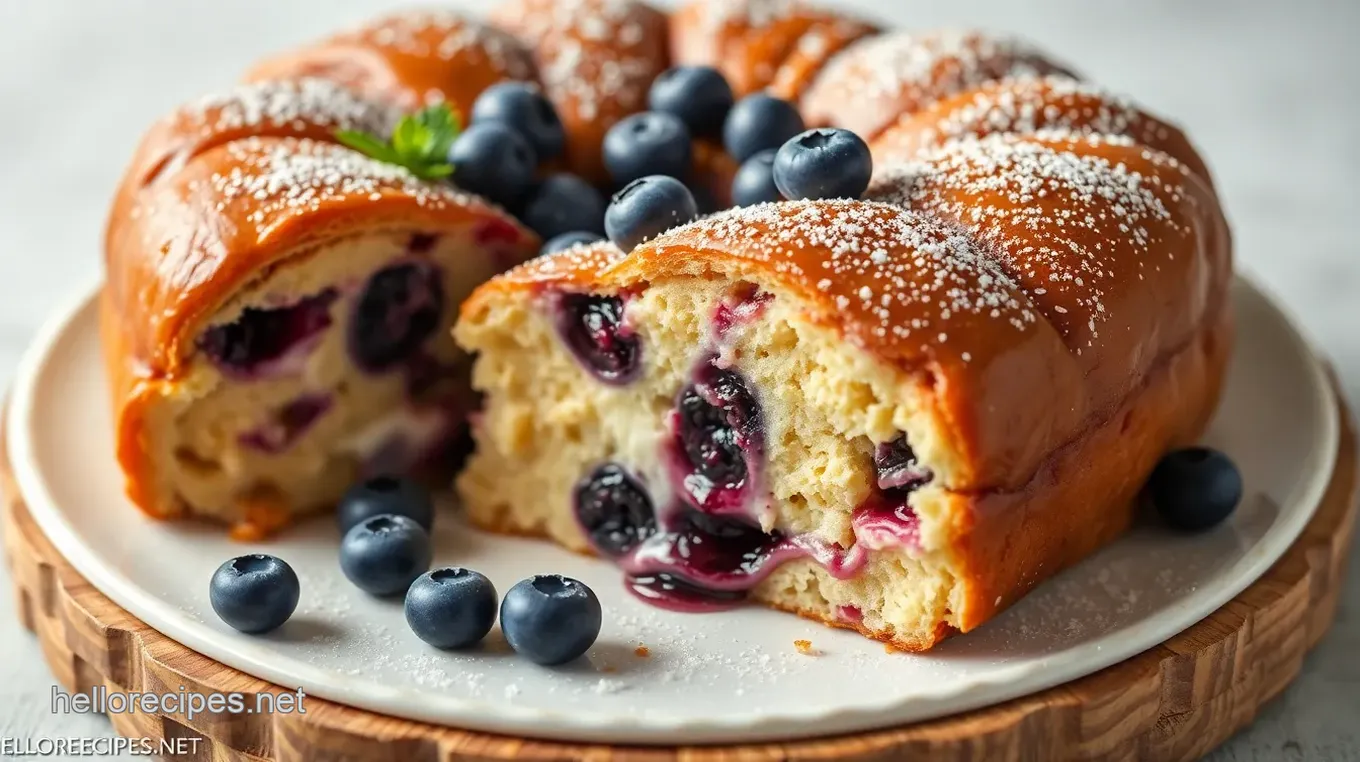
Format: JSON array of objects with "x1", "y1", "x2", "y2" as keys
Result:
[{"x1": 1, "y1": 380, "x2": 1355, "y2": 762}]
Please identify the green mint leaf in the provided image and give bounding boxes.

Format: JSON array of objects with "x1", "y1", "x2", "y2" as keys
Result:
[
  {"x1": 335, "y1": 130, "x2": 403, "y2": 165},
  {"x1": 415, "y1": 162, "x2": 454, "y2": 179},
  {"x1": 336, "y1": 104, "x2": 461, "y2": 183},
  {"x1": 412, "y1": 103, "x2": 461, "y2": 162},
  {"x1": 390, "y1": 117, "x2": 426, "y2": 162}
]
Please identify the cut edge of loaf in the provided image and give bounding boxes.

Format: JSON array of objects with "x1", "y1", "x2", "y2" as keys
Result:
[{"x1": 116, "y1": 224, "x2": 505, "y2": 539}]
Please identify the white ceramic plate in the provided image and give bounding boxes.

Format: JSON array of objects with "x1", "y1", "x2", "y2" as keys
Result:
[{"x1": 7, "y1": 277, "x2": 1337, "y2": 745}]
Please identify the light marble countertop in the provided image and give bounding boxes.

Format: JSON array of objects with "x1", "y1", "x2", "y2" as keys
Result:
[{"x1": 0, "y1": 0, "x2": 1355, "y2": 758}]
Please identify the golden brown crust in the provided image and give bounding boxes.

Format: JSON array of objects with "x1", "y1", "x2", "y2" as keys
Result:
[
  {"x1": 244, "y1": 10, "x2": 536, "y2": 116},
  {"x1": 668, "y1": 0, "x2": 878, "y2": 98},
  {"x1": 117, "y1": 79, "x2": 400, "y2": 196},
  {"x1": 801, "y1": 30, "x2": 1076, "y2": 141},
  {"x1": 871, "y1": 76, "x2": 1214, "y2": 186},
  {"x1": 865, "y1": 134, "x2": 1229, "y2": 490},
  {"x1": 950, "y1": 300, "x2": 1232, "y2": 632},
  {"x1": 490, "y1": 0, "x2": 670, "y2": 185}
]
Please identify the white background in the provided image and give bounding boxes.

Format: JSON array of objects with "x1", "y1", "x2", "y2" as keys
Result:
[{"x1": 0, "y1": 0, "x2": 1355, "y2": 759}]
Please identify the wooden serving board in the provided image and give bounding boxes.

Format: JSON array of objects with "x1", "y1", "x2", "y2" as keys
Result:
[{"x1": 2, "y1": 379, "x2": 1356, "y2": 762}]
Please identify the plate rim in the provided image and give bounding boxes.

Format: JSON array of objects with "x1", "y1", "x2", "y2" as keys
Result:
[{"x1": 5, "y1": 276, "x2": 1340, "y2": 744}]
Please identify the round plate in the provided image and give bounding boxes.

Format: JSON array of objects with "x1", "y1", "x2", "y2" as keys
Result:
[{"x1": 6, "y1": 277, "x2": 1338, "y2": 745}]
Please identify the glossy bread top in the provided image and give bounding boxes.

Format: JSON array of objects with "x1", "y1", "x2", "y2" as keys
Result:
[
  {"x1": 668, "y1": 0, "x2": 878, "y2": 98},
  {"x1": 801, "y1": 30, "x2": 1076, "y2": 141},
  {"x1": 870, "y1": 76, "x2": 1213, "y2": 185},
  {"x1": 245, "y1": 10, "x2": 536, "y2": 115},
  {"x1": 115, "y1": 79, "x2": 400, "y2": 200}
]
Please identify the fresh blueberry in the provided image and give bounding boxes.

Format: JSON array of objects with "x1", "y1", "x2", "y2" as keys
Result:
[
  {"x1": 500, "y1": 575, "x2": 602, "y2": 666},
  {"x1": 209, "y1": 555, "x2": 300, "y2": 634},
  {"x1": 602, "y1": 112, "x2": 693, "y2": 187},
  {"x1": 604, "y1": 175, "x2": 698, "y2": 252},
  {"x1": 404, "y1": 568, "x2": 498, "y2": 649},
  {"x1": 648, "y1": 66, "x2": 734, "y2": 138},
  {"x1": 541, "y1": 231, "x2": 604, "y2": 256},
  {"x1": 1148, "y1": 447, "x2": 1243, "y2": 531},
  {"x1": 730, "y1": 149, "x2": 782, "y2": 206},
  {"x1": 337, "y1": 475, "x2": 435, "y2": 534},
  {"x1": 522, "y1": 174, "x2": 608, "y2": 240},
  {"x1": 574, "y1": 463, "x2": 657, "y2": 555},
  {"x1": 772, "y1": 128, "x2": 873, "y2": 200},
  {"x1": 723, "y1": 93, "x2": 804, "y2": 163},
  {"x1": 339, "y1": 514, "x2": 432, "y2": 597},
  {"x1": 470, "y1": 81, "x2": 565, "y2": 161},
  {"x1": 447, "y1": 122, "x2": 537, "y2": 209},
  {"x1": 198, "y1": 290, "x2": 338, "y2": 378},
  {"x1": 348, "y1": 261, "x2": 445, "y2": 372}
]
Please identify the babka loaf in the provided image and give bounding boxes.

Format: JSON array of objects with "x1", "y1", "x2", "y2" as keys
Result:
[
  {"x1": 454, "y1": 2, "x2": 1231, "y2": 649},
  {"x1": 104, "y1": 0, "x2": 1233, "y2": 649}
]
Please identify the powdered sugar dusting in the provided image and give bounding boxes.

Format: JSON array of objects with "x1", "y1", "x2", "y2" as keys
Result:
[
  {"x1": 504, "y1": 241, "x2": 626, "y2": 285},
  {"x1": 206, "y1": 138, "x2": 478, "y2": 225},
  {"x1": 880, "y1": 75, "x2": 1179, "y2": 160},
  {"x1": 868, "y1": 132, "x2": 1188, "y2": 347},
  {"x1": 813, "y1": 29, "x2": 1062, "y2": 113},
  {"x1": 177, "y1": 78, "x2": 399, "y2": 138},
  {"x1": 506, "y1": 0, "x2": 660, "y2": 120},
  {"x1": 695, "y1": 0, "x2": 809, "y2": 31},
  {"x1": 648, "y1": 199, "x2": 1036, "y2": 354},
  {"x1": 349, "y1": 10, "x2": 534, "y2": 78}
]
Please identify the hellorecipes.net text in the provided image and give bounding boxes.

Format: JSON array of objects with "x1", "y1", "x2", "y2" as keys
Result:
[{"x1": 1, "y1": 685, "x2": 309, "y2": 756}]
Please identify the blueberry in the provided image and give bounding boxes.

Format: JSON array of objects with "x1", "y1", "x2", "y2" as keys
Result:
[
  {"x1": 604, "y1": 175, "x2": 698, "y2": 252},
  {"x1": 541, "y1": 231, "x2": 604, "y2": 256},
  {"x1": 773, "y1": 128, "x2": 872, "y2": 200},
  {"x1": 500, "y1": 575, "x2": 602, "y2": 666},
  {"x1": 522, "y1": 174, "x2": 608, "y2": 240},
  {"x1": 1148, "y1": 447, "x2": 1243, "y2": 531},
  {"x1": 648, "y1": 66, "x2": 734, "y2": 138},
  {"x1": 574, "y1": 463, "x2": 657, "y2": 555},
  {"x1": 730, "y1": 149, "x2": 782, "y2": 206},
  {"x1": 339, "y1": 514, "x2": 432, "y2": 597},
  {"x1": 348, "y1": 261, "x2": 445, "y2": 372},
  {"x1": 447, "y1": 122, "x2": 537, "y2": 209},
  {"x1": 470, "y1": 81, "x2": 565, "y2": 161},
  {"x1": 198, "y1": 290, "x2": 338, "y2": 377},
  {"x1": 602, "y1": 112, "x2": 693, "y2": 187},
  {"x1": 337, "y1": 475, "x2": 435, "y2": 533},
  {"x1": 404, "y1": 568, "x2": 498, "y2": 649},
  {"x1": 723, "y1": 93, "x2": 804, "y2": 163},
  {"x1": 209, "y1": 555, "x2": 300, "y2": 634}
]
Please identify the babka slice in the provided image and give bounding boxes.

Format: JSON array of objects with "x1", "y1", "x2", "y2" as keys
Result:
[
  {"x1": 455, "y1": 134, "x2": 1230, "y2": 650},
  {"x1": 105, "y1": 132, "x2": 535, "y2": 539}
]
